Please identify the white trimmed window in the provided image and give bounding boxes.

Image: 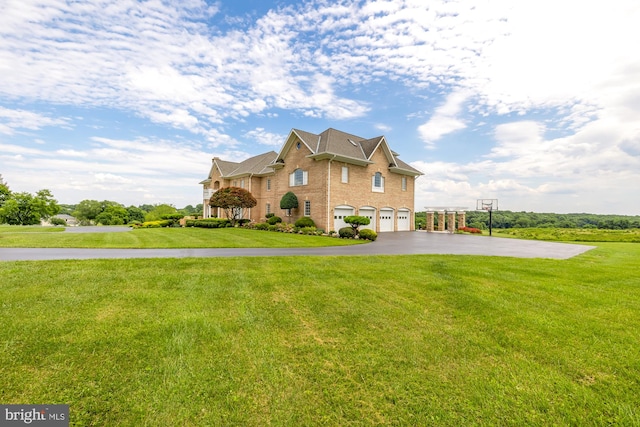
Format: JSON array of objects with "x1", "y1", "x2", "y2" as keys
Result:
[
  {"x1": 240, "y1": 179, "x2": 245, "y2": 188},
  {"x1": 289, "y1": 168, "x2": 308, "y2": 186},
  {"x1": 372, "y1": 172, "x2": 385, "y2": 192},
  {"x1": 402, "y1": 176, "x2": 407, "y2": 191},
  {"x1": 267, "y1": 178, "x2": 271, "y2": 191},
  {"x1": 341, "y1": 166, "x2": 349, "y2": 183},
  {"x1": 304, "y1": 200, "x2": 311, "y2": 216}
]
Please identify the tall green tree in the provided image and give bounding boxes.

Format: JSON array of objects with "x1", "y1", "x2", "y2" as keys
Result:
[
  {"x1": 144, "y1": 204, "x2": 178, "y2": 222},
  {"x1": 95, "y1": 204, "x2": 129, "y2": 225},
  {"x1": 0, "y1": 189, "x2": 60, "y2": 225},
  {"x1": 72, "y1": 200, "x2": 103, "y2": 223},
  {"x1": 126, "y1": 206, "x2": 146, "y2": 223},
  {"x1": 0, "y1": 182, "x2": 10, "y2": 208},
  {"x1": 209, "y1": 187, "x2": 257, "y2": 226}
]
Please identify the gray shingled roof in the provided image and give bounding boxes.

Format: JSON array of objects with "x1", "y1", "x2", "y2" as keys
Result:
[
  {"x1": 215, "y1": 159, "x2": 241, "y2": 176},
  {"x1": 292, "y1": 129, "x2": 320, "y2": 151},
  {"x1": 203, "y1": 128, "x2": 422, "y2": 183},
  {"x1": 392, "y1": 156, "x2": 423, "y2": 175},
  {"x1": 222, "y1": 151, "x2": 278, "y2": 177},
  {"x1": 291, "y1": 127, "x2": 422, "y2": 176}
]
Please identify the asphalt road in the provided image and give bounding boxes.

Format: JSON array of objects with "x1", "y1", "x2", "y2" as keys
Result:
[{"x1": 0, "y1": 231, "x2": 595, "y2": 261}]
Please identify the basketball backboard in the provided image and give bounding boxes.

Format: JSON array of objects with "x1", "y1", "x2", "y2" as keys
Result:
[{"x1": 476, "y1": 199, "x2": 498, "y2": 212}]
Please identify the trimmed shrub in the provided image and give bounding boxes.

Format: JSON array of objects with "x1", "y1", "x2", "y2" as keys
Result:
[
  {"x1": 137, "y1": 220, "x2": 173, "y2": 228},
  {"x1": 298, "y1": 226, "x2": 318, "y2": 235},
  {"x1": 459, "y1": 226, "x2": 482, "y2": 234},
  {"x1": 185, "y1": 218, "x2": 230, "y2": 228},
  {"x1": 161, "y1": 213, "x2": 185, "y2": 221},
  {"x1": 338, "y1": 227, "x2": 356, "y2": 239},
  {"x1": 50, "y1": 217, "x2": 67, "y2": 226},
  {"x1": 267, "y1": 216, "x2": 282, "y2": 225},
  {"x1": 265, "y1": 213, "x2": 275, "y2": 218},
  {"x1": 343, "y1": 215, "x2": 370, "y2": 233},
  {"x1": 295, "y1": 217, "x2": 316, "y2": 228},
  {"x1": 276, "y1": 223, "x2": 294, "y2": 233},
  {"x1": 254, "y1": 222, "x2": 269, "y2": 231},
  {"x1": 358, "y1": 228, "x2": 377, "y2": 241}
]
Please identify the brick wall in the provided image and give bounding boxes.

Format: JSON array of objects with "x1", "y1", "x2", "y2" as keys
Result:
[{"x1": 202, "y1": 137, "x2": 416, "y2": 231}]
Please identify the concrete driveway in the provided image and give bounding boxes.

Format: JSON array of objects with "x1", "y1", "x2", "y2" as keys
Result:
[{"x1": 0, "y1": 231, "x2": 594, "y2": 261}]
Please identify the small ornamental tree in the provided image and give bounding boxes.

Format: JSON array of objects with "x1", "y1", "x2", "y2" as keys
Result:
[
  {"x1": 209, "y1": 186, "x2": 257, "y2": 226},
  {"x1": 279, "y1": 191, "x2": 298, "y2": 219},
  {"x1": 344, "y1": 215, "x2": 370, "y2": 235}
]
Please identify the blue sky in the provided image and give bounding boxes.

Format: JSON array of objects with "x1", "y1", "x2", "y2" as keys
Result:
[{"x1": 1, "y1": 0, "x2": 639, "y2": 214}]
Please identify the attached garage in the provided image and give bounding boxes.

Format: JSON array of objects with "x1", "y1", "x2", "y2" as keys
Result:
[
  {"x1": 397, "y1": 209, "x2": 411, "y2": 231},
  {"x1": 379, "y1": 208, "x2": 394, "y2": 232},
  {"x1": 333, "y1": 205, "x2": 355, "y2": 231},
  {"x1": 359, "y1": 207, "x2": 376, "y2": 231}
]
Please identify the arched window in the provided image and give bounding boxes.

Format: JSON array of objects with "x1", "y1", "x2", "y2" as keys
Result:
[
  {"x1": 289, "y1": 168, "x2": 308, "y2": 186},
  {"x1": 372, "y1": 172, "x2": 384, "y2": 192}
]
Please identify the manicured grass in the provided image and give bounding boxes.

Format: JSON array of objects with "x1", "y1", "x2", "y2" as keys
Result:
[
  {"x1": 0, "y1": 225, "x2": 65, "y2": 233},
  {"x1": 0, "y1": 227, "x2": 364, "y2": 248},
  {"x1": 1, "y1": 244, "x2": 639, "y2": 425},
  {"x1": 493, "y1": 227, "x2": 640, "y2": 242}
]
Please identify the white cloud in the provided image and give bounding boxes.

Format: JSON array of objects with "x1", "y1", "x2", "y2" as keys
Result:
[
  {"x1": 417, "y1": 90, "x2": 471, "y2": 146},
  {"x1": 243, "y1": 128, "x2": 285, "y2": 147},
  {"x1": 0, "y1": 107, "x2": 71, "y2": 135},
  {"x1": 1, "y1": 0, "x2": 639, "y2": 214},
  {"x1": 374, "y1": 123, "x2": 392, "y2": 133}
]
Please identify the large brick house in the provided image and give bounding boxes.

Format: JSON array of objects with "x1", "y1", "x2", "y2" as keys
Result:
[{"x1": 200, "y1": 128, "x2": 423, "y2": 232}]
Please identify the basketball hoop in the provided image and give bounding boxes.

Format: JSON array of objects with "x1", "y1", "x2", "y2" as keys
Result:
[
  {"x1": 476, "y1": 199, "x2": 499, "y2": 236},
  {"x1": 477, "y1": 199, "x2": 498, "y2": 212}
]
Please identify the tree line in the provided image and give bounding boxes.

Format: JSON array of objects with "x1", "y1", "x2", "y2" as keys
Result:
[
  {"x1": 0, "y1": 176, "x2": 202, "y2": 226},
  {"x1": 60, "y1": 201, "x2": 203, "y2": 225},
  {"x1": 416, "y1": 210, "x2": 640, "y2": 230}
]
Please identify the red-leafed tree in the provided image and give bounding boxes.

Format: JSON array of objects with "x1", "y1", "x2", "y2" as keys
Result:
[{"x1": 209, "y1": 187, "x2": 257, "y2": 226}]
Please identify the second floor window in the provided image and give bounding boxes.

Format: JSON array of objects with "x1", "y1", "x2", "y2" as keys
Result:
[
  {"x1": 372, "y1": 172, "x2": 384, "y2": 192},
  {"x1": 267, "y1": 178, "x2": 271, "y2": 191},
  {"x1": 341, "y1": 166, "x2": 349, "y2": 183},
  {"x1": 289, "y1": 168, "x2": 308, "y2": 186},
  {"x1": 402, "y1": 176, "x2": 407, "y2": 191}
]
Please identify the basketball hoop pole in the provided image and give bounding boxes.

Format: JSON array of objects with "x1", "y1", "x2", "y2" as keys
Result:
[
  {"x1": 489, "y1": 209, "x2": 492, "y2": 236},
  {"x1": 477, "y1": 199, "x2": 498, "y2": 236}
]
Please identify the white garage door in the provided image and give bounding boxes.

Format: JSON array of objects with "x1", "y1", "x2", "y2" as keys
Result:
[
  {"x1": 333, "y1": 206, "x2": 355, "y2": 231},
  {"x1": 379, "y1": 208, "x2": 394, "y2": 232},
  {"x1": 359, "y1": 207, "x2": 376, "y2": 231},
  {"x1": 397, "y1": 209, "x2": 411, "y2": 231}
]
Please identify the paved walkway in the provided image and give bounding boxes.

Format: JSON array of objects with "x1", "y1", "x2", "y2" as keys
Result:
[{"x1": 0, "y1": 232, "x2": 594, "y2": 261}]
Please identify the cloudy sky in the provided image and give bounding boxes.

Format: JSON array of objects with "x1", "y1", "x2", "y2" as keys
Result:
[{"x1": 1, "y1": 0, "x2": 639, "y2": 214}]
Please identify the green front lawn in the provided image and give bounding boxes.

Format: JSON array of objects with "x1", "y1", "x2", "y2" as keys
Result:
[
  {"x1": 0, "y1": 227, "x2": 365, "y2": 248},
  {"x1": 1, "y1": 243, "x2": 639, "y2": 425},
  {"x1": 493, "y1": 227, "x2": 640, "y2": 242}
]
